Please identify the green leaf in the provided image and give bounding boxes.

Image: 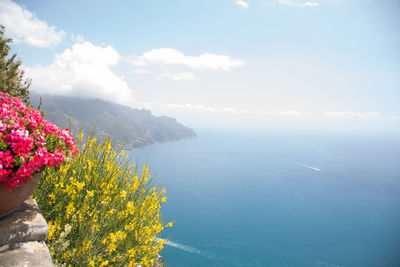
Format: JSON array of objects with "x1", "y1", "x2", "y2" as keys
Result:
[{"x1": 0, "y1": 140, "x2": 7, "y2": 151}]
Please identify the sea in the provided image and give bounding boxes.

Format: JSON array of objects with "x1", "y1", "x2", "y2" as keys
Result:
[{"x1": 128, "y1": 128, "x2": 400, "y2": 267}]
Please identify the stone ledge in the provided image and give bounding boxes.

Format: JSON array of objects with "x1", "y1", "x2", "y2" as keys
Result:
[
  {"x1": 0, "y1": 241, "x2": 53, "y2": 267},
  {"x1": 0, "y1": 198, "x2": 49, "y2": 247}
]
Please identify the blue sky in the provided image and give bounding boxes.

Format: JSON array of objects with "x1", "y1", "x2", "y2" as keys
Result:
[{"x1": 1, "y1": 0, "x2": 399, "y2": 131}]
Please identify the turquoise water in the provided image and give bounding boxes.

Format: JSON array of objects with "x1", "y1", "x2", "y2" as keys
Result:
[{"x1": 129, "y1": 129, "x2": 400, "y2": 266}]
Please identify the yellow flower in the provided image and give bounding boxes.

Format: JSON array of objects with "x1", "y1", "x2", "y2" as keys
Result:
[
  {"x1": 99, "y1": 260, "x2": 109, "y2": 266},
  {"x1": 75, "y1": 181, "x2": 85, "y2": 191},
  {"x1": 86, "y1": 190, "x2": 94, "y2": 197},
  {"x1": 33, "y1": 133, "x2": 169, "y2": 266},
  {"x1": 119, "y1": 190, "x2": 127, "y2": 200},
  {"x1": 48, "y1": 193, "x2": 56, "y2": 205},
  {"x1": 126, "y1": 201, "x2": 135, "y2": 215},
  {"x1": 107, "y1": 243, "x2": 116, "y2": 254},
  {"x1": 82, "y1": 240, "x2": 92, "y2": 252},
  {"x1": 92, "y1": 224, "x2": 99, "y2": 233},
  {"x1": 165, "y1": 222, "x2": 174, "y2": 228},
  {"x1": 47, "y1": 221, "x2": 57, "y2": 240},
  {"x1": 109, "y1": 233, "x2": 117, "y2": 243},
  {"x1": 124, "y1": 222, "x2": 135, "y2": 232},
  {"x1": 66, "y1": 202, "x2": 75, "y2": 219},
  {"x1": 116, "y1": 230, "x2": 127, "y2": 240}
]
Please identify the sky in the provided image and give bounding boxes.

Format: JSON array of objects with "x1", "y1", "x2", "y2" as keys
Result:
[{"x1": 1, "y1": 0, "x2": 399, "y2": 131}]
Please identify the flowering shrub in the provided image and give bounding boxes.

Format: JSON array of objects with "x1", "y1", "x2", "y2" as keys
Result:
[
  {"x1": 0, "y1": 92, "x2": 78, "y2": 189},
  {"x1": 34, "y1": 133, "x2": 172, "y2": 266}
]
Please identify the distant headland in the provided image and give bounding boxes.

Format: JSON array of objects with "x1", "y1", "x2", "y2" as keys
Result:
[{"x1": 31, "y1": 93, "x2": 196, "y2": 149}]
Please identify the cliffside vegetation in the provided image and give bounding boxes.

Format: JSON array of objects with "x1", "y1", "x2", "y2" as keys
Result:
[
  {"x1": 33, "y1": 133, "x2": 171, "y2": 266},
  {"x1": 0, "y1": 25, "x2": 31, "y2": 105}
]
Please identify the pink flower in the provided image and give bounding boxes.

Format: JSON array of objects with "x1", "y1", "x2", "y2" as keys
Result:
[{"x1": 0, "y1": 92, "x2": 78, "y2": 189}]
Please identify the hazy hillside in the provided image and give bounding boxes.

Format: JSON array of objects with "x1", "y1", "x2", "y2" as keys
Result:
[{"x1": 31, "y1": 93, "x2": 196, "y2": 149}]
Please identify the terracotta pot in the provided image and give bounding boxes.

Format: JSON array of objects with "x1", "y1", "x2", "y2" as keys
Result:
[{"x1": 0, "y1": 172, "x2": 42, "y2": 218}]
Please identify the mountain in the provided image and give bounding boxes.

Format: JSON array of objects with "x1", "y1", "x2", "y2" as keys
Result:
[{"x1": 30, "y1": 93, "x2": 196, "y2": 149}]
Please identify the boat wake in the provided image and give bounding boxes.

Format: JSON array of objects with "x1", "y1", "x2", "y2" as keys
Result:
[
  {"x1": 161, "y1": 239, "x2": 217, "y2": 259},
  {"x1": 165, "y1": 240, "x2": 201, "y2": 254},
  {"x1": 286, "y1": 160, "x2": 320, "y2": 172}
]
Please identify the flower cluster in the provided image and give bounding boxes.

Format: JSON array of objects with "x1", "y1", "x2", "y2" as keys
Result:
[
  {"x1": 34, "y1": 135, "x2": 171, "y2": 266},
  {"x1": 0, "y1": 92, "x2": 78, "y2": 189}
]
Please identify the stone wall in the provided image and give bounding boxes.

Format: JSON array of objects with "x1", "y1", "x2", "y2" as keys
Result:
[{"x1": 0, "y1": 198, "x2": 54, "y2": 267}]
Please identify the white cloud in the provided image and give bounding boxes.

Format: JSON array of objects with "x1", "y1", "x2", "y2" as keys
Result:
[
  {"x1": 26, "y1": 41, "x2": 135, "y2": 106},
  {"x1": 168, "y1": 104, "x2": 216, "y2": 112},
  {"x1": 0, "y1": 0, "x2": 65, "y2": 47},
  {"x1": 158, "y1": 72, "x2": 197, "y2": 81},
  {"x1": 262, "y1": 110, "x2": 382, "y2": 119},
  {"x1": 129, "y1": 48, "x2": 245, "y2": 71},
  {"x1": 132, "y1": 69, "x2": 153, "y2": 75},
  {"x1": 132, "y1": 69, "x2": 197, "y2": 81},
  {"x1": 321, "y1": 111, "x2": 381, "y2": 119},
  {"x1": 235, "y1": 0, "x2": 249, "y2": 9},
  {"x1": 140, "y1": 102, "x2": 396, "y2": 130},
  {"x1": 70, "y1": 34, "x2": 85, "y2": 43},
  {"x1": 261, "y1": 110, "x2": 314, "y2": 116},
  {"x1": 220, "y1": 107, "x2": 249, "y2": 114},
  {"x1": 159, "y1": 104, "x2": 385, "y2": 120},
  {"x1": 267, "y1": 0, "x2": 319, "y2": 7},
  {"x1": 302, "y1": 2, "x2": 319, "y2": 7},
  {"x1": 166, "y1": 104, "x2": 249, "y2": 114}
]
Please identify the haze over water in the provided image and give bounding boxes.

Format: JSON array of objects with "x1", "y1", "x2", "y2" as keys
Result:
[{"x1": 130, "y1": 129, "x2": 400, "y2": 267}]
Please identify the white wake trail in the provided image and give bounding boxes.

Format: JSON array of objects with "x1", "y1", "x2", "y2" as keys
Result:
[
  {"x1": 286, "y1": 160, "x2": 320, "y2": 172},
  {"x1": 158, "y1": 239, "x2": 217, "y2": 259},
  {"x1": 165, "y1": 240, "x2": 202, "y2": 254}
]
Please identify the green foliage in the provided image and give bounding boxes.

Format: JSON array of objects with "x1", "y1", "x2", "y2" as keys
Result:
[
  {"x1": 45, "y1": 134, "x2": 67, "y2": 153},
  {"x1": 34, "y1": 132, "x2": 172, "y2": 266},
  {"x1": 0, "y1": 140, "x2": 7, "y2": 151},
  {"x1": 0, "y1": 25, "x2": 31, "y2": 105}
]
